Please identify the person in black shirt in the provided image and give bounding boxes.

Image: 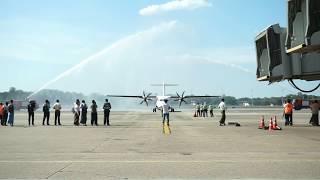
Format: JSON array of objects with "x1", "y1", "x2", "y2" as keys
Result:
[
  {"x1": 42, "y1": 100, "x2": 50, "y2": 125},
  {"x1": 80, "y1": 100, "x2": 88, "y2": 126},
  {"x1": 91, "y1": 100, "x2": 98, "y2": 126},
  {"x1": 27, "y1": 100, "x2": 36, "y2": 126},
  {"x1": 103, "y1": 99, "x2": 111, "y2": 126}
]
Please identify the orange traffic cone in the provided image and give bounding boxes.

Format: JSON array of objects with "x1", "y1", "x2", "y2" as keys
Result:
[
  {"x1": 273, "y1": 116, "x2": 282, "y2": 130},
  {"x1": 272, "y1": 116, "x2": 277, "y2": 130},
  {"x1": 258, "y1": 116, "x2": 265, "y2": 129},
  {"x1": 269, "y1": 117, "x2": 273, "y2": 131}
]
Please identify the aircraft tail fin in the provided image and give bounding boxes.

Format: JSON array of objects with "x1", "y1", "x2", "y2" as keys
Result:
[{"x1": 151, "y1": 83, "x2": 178, "y2": 96}]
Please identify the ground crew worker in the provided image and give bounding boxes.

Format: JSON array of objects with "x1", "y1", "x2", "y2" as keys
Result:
[
  {"x1": 283, "y1": 99, "x2": 293, "y2": 126},
  {"x1": 0, "y1": 102, "x2": 4, "y2": 125},
  {"x1": 53, "y1": 100, "x2": 62, "y2": 126},
  {"x1": 103, "y1": 99, "x2": 111, "y2": 126},
  {"x1": 218, "y1": 98, "x2": 226, "y2": 126},
  {"x1": 91, "y1": 100, "x2": 98, "y2": 126},
  {"x1": 42, "y1": 100, "x2": 50, "y2": 125},
  {"x1": 80, "y1": 100, "x2": 88, "y2": 126},
  {"x1": 27, "y1": 100, "x2": 36, "y2": 126},
  {"x1": 209, "y1": 104, "x2": 214, "y2": 117},
  {"x1": 200, "y1": 103, "x2": 204, "y2": 117},
  {"x1": 7, "y1": 100, "x2": 14, "y2": 126},
  {"x1": 2, "y1": 102, "x2": 8, "y2": 126},
  {"x1": 196, "y1": 103, "x2": 201, "y2": 117},
  {"x1": 73, "y1": 99, "x2": 80, "y2": 126},
  {"x1": 203, "y1": 103, "x2": 208, "y2": 117},
  {"x1": 161, "y1": 99, "x2": 170, "y2": 125},
  {"x1": 193, "y1": 104, "x2": 197, "y2": 117},
  {"x1": 309, "y1": 100, "x2": 319, "y2": 126}
]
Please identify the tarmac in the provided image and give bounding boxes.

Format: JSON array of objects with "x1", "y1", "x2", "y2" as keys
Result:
[{"x1": 0, "y1": 108, "x2": 319, "y2": 179}]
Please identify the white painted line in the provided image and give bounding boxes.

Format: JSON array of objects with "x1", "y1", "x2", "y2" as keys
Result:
[{"x1": 0, "y1": 159, "x2": 319, "y2": 163}]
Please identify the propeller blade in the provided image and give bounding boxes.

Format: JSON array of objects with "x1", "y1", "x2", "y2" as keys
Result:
[
  {"x1": 147, "y1": 93, "x2": 152, "y2": 97},
  {"x1": 179, "y1": 101, "x2": 183, "y2": 107},
  {"x1": 140, "y1": 100, "x2": 144, "y2": 104},
  {"x1": 182, "y1": 91, "x2": 185, "y2": 97},
  {"x1": 176, "y1": 92, "x2": 180, "y2": 97},
  {"x1": 146, "y1": 101, "x2": 148, "y2": 106}
]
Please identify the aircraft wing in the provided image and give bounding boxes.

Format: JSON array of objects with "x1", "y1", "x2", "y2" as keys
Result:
[
  {"x1": 170, "y1": 95, "x2": 219, "y2": 99},
  {"x1": 107, "y1": 95, "x2": 156, "y2": 98},
  {"x1": 185, "y1": 95, "x2": 219, "y2": 98},
  {"x1": 170, "y1": 94, "x2": 219, "y2": 107},
  {"x1": 107, "y1": 93, "x2": 156, "y2": 106}
]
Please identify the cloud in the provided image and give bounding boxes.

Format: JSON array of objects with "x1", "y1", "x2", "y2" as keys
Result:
[{"x1": 139, "y1": 0, "x2": 212, "y2": 16}]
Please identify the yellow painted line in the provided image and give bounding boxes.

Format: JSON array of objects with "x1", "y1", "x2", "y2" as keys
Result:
[{"x1": 163, "y1": 123, "x2": 171, "y2": 135}]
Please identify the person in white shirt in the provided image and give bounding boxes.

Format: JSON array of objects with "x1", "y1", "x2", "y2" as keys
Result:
[
  {"x1": 161, "y1": 99, "x2": 171, "y2": 126},
  {"x1": 196, "y1": 103, "x2": 201, "y2": 117},
  {"x1": 218, "y1": 98, "x2": 226, "y2": 126},
  {"x1": 52, "y1": 99, "x2": 62, "y2": 126},
  {"x1": 310, "y1": 100, "x2": 319, "y2": 126},
  {"x1": 73, "y1": 99, "x2": 80, "y2": 126}
]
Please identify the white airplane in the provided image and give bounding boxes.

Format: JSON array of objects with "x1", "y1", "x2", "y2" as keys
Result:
[{"x1": 107, "y1": 82, "x2": 219, "y2": 111}]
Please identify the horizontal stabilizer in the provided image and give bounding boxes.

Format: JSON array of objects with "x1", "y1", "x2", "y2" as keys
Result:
[{"x1": 151, "y1": 84, "x2": 178, "y2": 86}]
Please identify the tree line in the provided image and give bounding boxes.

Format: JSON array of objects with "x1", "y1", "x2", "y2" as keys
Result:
[{"x1": 0, "y1": 87, "x2": 107, "y2": 107}]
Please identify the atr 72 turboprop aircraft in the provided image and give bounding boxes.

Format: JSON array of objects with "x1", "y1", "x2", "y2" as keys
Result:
[{"x1": 107, "y1": 83, "x2": 219, "y2": 112}]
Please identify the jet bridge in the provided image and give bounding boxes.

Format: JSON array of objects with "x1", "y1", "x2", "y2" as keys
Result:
[{"x1": 255, "y1": 0, "x2": 320, "y2": 88}]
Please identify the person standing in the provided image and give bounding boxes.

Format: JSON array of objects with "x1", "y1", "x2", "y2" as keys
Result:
[
  {"x1": 2, "y1": 102, "x2": 8, "y2": 126},
  {"x1": 80, "y1": 100, "x2": 88, "y2": 126},
  {"x1": 209, "y1": 104, "x2": 214, "y2": 117},
  {"x1": 91, "y1": 100, "x2": 98, "y2": 126},
  {"x1": 283, "y1": 99, "x2": 294, "y2": 126},
  {"x1": 309, "y1": 100, "x2": 319, "y2": 126},
  {"x1": 161, "y1": 99, "x2": 170, "y2": 126},
  {"x1": 73, "y1": 99, "x2": 80, "y2": 126},
  {"x1": 218, "y1": 98, "x2": 226, "y2": 126},
  {"x1": 203, "y1": 103, "x2": 208, "y2": 117},
  {"x1": 42, "y1": 100, "x2": 50, "y2": 125},
  {"x1": 0, "y1": 102, "x2": 4, "y2": 126},
  {"x1": 193, "y1": 104, "x2": 197, "y2": 117},
  {"x1": 53, "y1": 100, "x2": 62, "y2": 126},
  {"x1": 7, "y1": 100, "x2": 15, "y2": 126},
  {"x1": 196, "y1": 103, "x2": 200, "y2": 117},
  {"x1": 103, "y1": 99, "x2": 111, "y2": 126},
  {"x1": 200, "y1": 103, "x2": 204, "y2": 117},
  {"x1": 27, "y1": 100, "x2": 36, "y2": 126}
]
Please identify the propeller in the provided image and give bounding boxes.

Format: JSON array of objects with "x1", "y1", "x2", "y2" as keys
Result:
[
  {"x1": 175, "y1": 91, "x2": 187, "y2": 107},
  {"x1": 140, "y1": 91, "x2": 152, "y2": 106}
]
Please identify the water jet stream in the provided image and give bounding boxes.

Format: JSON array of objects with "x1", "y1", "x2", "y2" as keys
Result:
[{"x1": 27, "y1": 21, "x2": 177, "y2": 99}]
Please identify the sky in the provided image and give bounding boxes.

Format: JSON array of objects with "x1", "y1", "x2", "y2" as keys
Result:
[{"x1": 1, "y1": 0, "x2": 319, "y2": 98}]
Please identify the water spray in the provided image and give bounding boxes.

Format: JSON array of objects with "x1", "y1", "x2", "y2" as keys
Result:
[{"x1": 27, "y1": 21, "x2": 177, "y2": 99}]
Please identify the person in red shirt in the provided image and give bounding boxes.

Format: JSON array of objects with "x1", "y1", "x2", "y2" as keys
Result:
[
  {"x1": 0, "y1": 102, "x2": 4, "y2": 125},
  {"x1": 284, "y1": 99, "x2": 294, "y2": 126}
]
